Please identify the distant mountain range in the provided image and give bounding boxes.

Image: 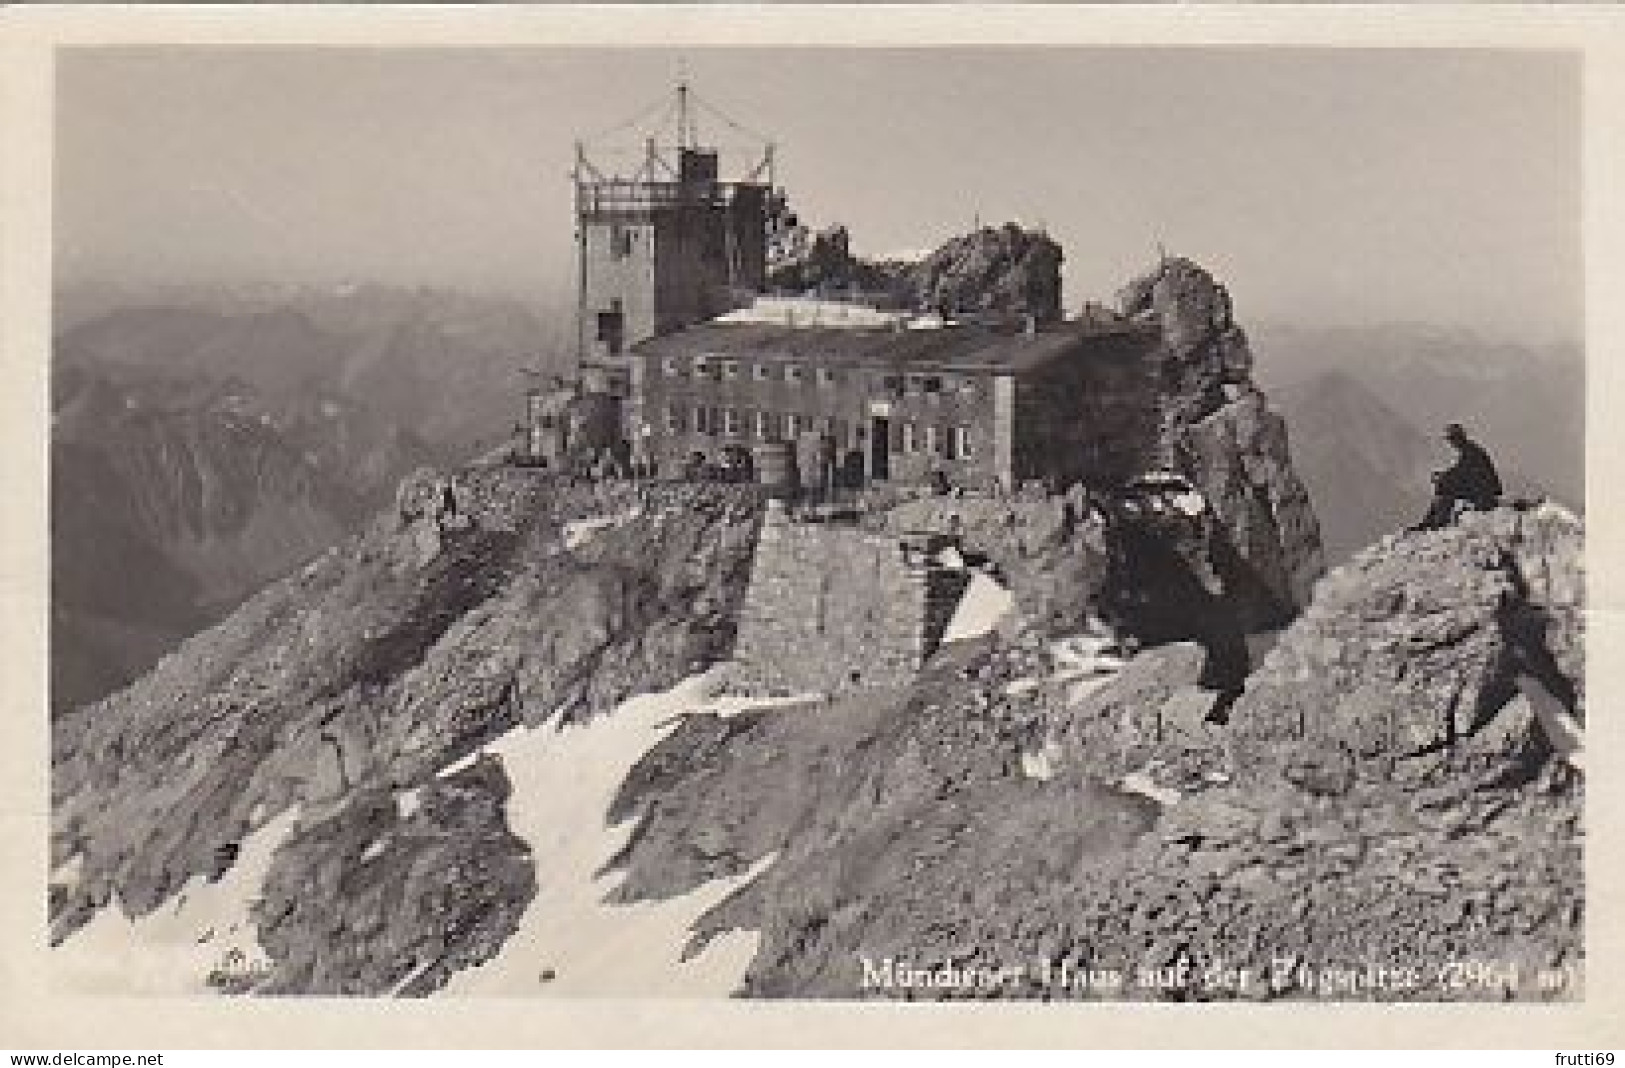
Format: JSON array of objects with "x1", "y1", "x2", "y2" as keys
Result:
[
  {"x1": 1256, "y1": 322, "x2": 1582, "y2": 563},
  {"x1": 50, "y1": 283, "x2": 571, "y2": 713}
]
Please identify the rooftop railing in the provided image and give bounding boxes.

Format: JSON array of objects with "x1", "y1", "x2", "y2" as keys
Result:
[{"x1": 576, "y1": 178, "x2": 767, "y2": 215}]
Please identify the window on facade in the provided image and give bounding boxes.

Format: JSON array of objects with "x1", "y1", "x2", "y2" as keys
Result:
[
  {"x1": 952, "y1": 425, "x2": 972, "y2": 459},
  {"x1": 610, "y1": 225, "x2": 634, "y2": 260},
  {"x1": 882, "y1": 373, "x2": 904, "y2": 393},
  {"x1": 752, "y1": 363, "x2": 772, "y2": 382},
  {"x1": 695, "y1": 406, "x2": 713, "y2": 435},
  {"x1": 922, "y1": 375, "x2": 944, "y2": 395},
  {"x1": 665, "y1": 405, "x2": 684, "y2": 433},
  {"x1": 785, "y1": 365, "x2": 805, "y2": 386},
  {"x1": 902, "y1": 422, "x2": 917, "y2": 454},
  {"x1": 596, "y1": 306, "x2": 625, "y2": 356},
  {"x1": 785, "y1": 413, "x2": 802, "y2": 438},
  {"x1": 723, "y1": 360, "x2": 742, "y2": 381},
  {"x1": 924, "y1": 425, "x2": 940, "y2": 456},
  {"x1": 959, "y1": 378, "x2": 979, "y2": 397},
  {"x1": 661, "y1": 356, "x2": 682, "y2": 377},
  {"x1": 723, "y1": 408, "x2": 741, "y2": 436},
  {"x1": 816, "y1": 367, "x2": 837, "y2": 388},
  {"x1": 753, "y1": 410, "x2": 772, "y2": 439}
]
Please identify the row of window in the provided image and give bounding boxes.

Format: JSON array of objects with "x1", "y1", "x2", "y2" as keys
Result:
[
  {"x1": 661, "y1": 356, "x2": 978, "y2": 398},
  {"x1": 664, "y1": 405, "x2": 976, "y2": 459}
]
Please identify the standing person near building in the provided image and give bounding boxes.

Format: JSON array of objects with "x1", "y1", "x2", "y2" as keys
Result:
[
  {"x1": 816, "y1": 428, "x2": 839, "y2": 497},
  {"x1": 1412, "y1": 422, "x2": 1504, "y2": 531}
]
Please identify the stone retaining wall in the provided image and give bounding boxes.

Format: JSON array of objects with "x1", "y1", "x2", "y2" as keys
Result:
[{"x1": 729, "y1": 502, "x2": 966, "y2": 696}]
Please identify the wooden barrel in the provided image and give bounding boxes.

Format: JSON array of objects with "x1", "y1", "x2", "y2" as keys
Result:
[{"x1": 753, "y1": 441, "x2": 799, "y2": 497}]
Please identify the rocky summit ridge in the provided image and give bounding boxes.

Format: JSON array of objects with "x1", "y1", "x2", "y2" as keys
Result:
[{"x1": 48, "y1": 257, "x2": 1581, "y2": 1000}]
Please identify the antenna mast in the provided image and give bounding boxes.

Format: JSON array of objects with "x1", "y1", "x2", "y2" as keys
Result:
[{"x1": 675, "y1": 56, "x2": 698, "y2": 149}]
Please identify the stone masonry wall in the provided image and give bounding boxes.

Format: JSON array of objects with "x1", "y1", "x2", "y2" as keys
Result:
[{"x1": 729, "y1": 502, "x2": 961, "y2": 696}]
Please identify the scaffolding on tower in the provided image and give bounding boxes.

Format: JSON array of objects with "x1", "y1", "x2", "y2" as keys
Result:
[{"x1": 571, "y1": 80, "x2": 786, "y2": 375}]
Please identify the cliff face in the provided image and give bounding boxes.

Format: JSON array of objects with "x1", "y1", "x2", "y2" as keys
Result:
[
  {"x1": 1120, "y1": 257, "x2": 1325, "y2": 619},
  {"x1": 606, "y1": 504, "x2": 1582, "y2": 1000}
]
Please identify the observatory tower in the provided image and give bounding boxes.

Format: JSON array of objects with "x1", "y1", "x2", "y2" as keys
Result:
[{"x1": 573, "y1": 82, "x2": 782, "y2": 398}]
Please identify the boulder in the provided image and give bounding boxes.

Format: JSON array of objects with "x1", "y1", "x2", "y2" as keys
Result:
[{"x1": 1230, "y1": 501, "x2": 1584, "y2": 787}]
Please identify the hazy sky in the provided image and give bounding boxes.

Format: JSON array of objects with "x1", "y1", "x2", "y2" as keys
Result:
[{"x1": 56, "y1": 47, "x2": 1580, "y2": 344}]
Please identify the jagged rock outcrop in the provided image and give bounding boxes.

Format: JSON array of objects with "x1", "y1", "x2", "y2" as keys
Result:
[
  {"x1": 766, "y1": 221, "x2": 1063, "y2": 323},
  {"x1": 1120, "y1": 257, "x2": 1324, "y2": 619},
  {"x1": 604, "y1": 504, "x2": 1582, "y2": 1000},
  {"x1": 765, "y1": 224, "x2": 915, "y2": 301},
  {"x1": 50, "y1": 472, "x2": 768, "y2": 993},
  {"x1": 255, "y1": 755, "x2": 535, "y2": 996}
]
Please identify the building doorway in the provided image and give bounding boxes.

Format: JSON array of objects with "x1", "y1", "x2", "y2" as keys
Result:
[{"x1": 869, "y1": 415, "x2": 891, "y2": 481}]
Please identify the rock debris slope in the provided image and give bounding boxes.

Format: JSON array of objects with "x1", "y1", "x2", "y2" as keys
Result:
[
  {"x1": 51, "y1": 473, "x2": 767, "y2": 993},
  {"x1": 605, "y1": 502, "x2": 1581, "y2": 1000}
]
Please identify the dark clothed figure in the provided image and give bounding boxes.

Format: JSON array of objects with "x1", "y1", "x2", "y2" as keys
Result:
[
  {"x1": 1414, "y1": 424, "x2": 1503, "y2": 531},
  {"x1": 816, "y1": 433, "x2": 839, "y2": 496}
]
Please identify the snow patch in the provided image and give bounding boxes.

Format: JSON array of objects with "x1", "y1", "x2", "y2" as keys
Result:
[
  {"x1": 435, "y1": 749, "x2": 485, "y2": 780},
  {"x1": 1020, "y1": 740, "x2": 1063, "y2": 782},
  {"x1": 50, "y1": 854, "x2": 83, "y2": 893},
  {"x1": 442, "y1": 678, "x2": 765, "y2": 997},
  {"x1": 397, "y1": 788, "x2": 422, "y2": 821},
  {"x1": 563, "y1": 506, "x2": 643, "y2": 551},
  {"x1": 1120, "y1": 770, "x2": 1181, "y2": 807},
  {"x1": 1050, "y1": 627, "x2": 1127, "y2": 682},
  {"x1": 1514, "y1": 677, "x2": 1585, "y2": 773},
  {"x1": 51, "y1": 808, "x2": 301, "y2": 994},
  {"x1": 943, "y1": 572, "x2": 1015, "y2": 644},
  {"x1": 1170, "y1": 491, "x2": 1207, "y2": 517}
]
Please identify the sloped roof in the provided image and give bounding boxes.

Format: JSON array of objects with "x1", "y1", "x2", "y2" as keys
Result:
[{"x1": 634, "y1": 317, "x2": 1157, "y2": 375}]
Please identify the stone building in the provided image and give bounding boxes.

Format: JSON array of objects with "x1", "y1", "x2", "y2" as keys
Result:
[{"x1": 628, "y1": 301, "x2": 1163, "y2": 491}]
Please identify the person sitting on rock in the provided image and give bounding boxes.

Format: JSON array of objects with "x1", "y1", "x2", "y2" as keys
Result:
[{"x1": 1411, "y1": 423, "x2": 1503, "y2": 531}]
